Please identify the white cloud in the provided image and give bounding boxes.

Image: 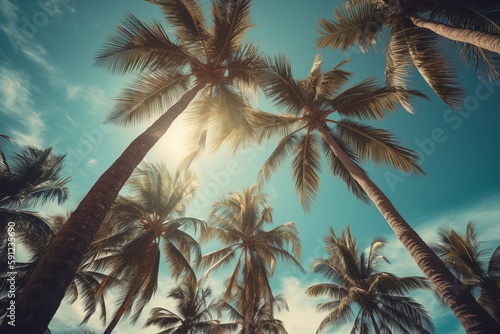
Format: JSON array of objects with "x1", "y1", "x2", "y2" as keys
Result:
[
  {"x1": 66, "y1": 83, "x2": 82, "y2": 100},
  {"x1": 0, "y1": 66, "x2": 46, "y2": 146},
  {"x1": 277, "y1": 276, "x2": 351, "y2": 334},
  {"x1": 87, "y1": 158, "x2": 98, "y2": 168}
]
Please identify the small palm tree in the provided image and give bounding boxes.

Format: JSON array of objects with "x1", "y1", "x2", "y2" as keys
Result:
[
  {"x1": 144, "y1": 277, "x2": 234, "y2": 334},
  {"x1": 219, "y1": 289, "x2": 288, "y2": 334},
  {"x1": 308, "y1": 227, "x2": 435, "y2": 334},
  {"x1": 317, "y1": 0, "x2": 500, "y2": 108},
  {"x1": 434, "y1": 222, "x2": 500, "y2": 322},
  {"x1": 17, "y1": 1, "x2": 264, "y2": 330},
  {"x1": 198, "y1": 185, "x2": 303, "y2": 334},
  {"x1": 87, "y1": 162, "x2": 206, "y2": 334},
  {"x1": 252, "y1": 55, "x2": 500, "y2": 332},
  {"x1": 0, "y1": 145, "x2": 70, "y2": 234}
]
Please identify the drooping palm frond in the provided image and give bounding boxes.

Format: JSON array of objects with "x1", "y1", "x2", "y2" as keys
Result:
[
  {"x1": 335, "y1": 120, "x2": 424, "y2": 175},
  {"x1": 321, "y1": 131, "x2": 368, "y2": 203},
  {"x1": 291, "y1": 132, "x2": 322, "y2": 212},
  {"x1": 403, "y1": 27, "x2": 465, "y2": 109},
  {"x1": 107, "y1": 68, "x2": 193, "y2": 125}
]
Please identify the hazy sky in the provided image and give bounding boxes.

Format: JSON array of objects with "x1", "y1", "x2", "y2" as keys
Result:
[{"x1": 1, "y1": 0, "x2": 500, "y2": 333}]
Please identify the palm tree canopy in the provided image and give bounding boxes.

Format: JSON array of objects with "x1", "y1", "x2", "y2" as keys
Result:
[
  {"x1": 308, "y1": 226, "x2": 435, "y2": 334},
  {"x1": 144, "y1": 277, "x2": 233, "y2": 334},
  {"x1": 316, "y1": 0, "x2": 500, "y2": 108},
  {"x1": 0, "y1": 146, "x2": 69, "y2": 208},
  {"x1": 198, "y1": 185, "x2": 303, "y2": 320},
  {"x1": 87, "y1": 162, "x2": 206, "y2": 326},
  {"x1": 433, "y1": 222, "x2": 500, "y2": 321},
  {"x1": 219, "y1": 288, "x2": 289, "y2": 334},
  {"x1": 95, "y1": 0, "x2": 264, "y2": 157},
  {"x1": 252, "y1": 55, "x2": 425, "y2": 211}
]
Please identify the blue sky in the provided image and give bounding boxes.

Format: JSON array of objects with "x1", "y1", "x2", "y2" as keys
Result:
[{"x1": 1, "y1": 0, "x2": 500, "y2": 333}]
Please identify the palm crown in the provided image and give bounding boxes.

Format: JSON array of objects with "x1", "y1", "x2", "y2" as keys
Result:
[
  {"x1": 253, "y1": 55, "x2": 424, "y2": 211},
  {"x1": 87, "y1": 162, "x2": 206, "y2": 333},
  {"x1": 433, "y1": 222, "x2": 500, "y2": 322},
  {"x1": 96, "y1": 0, "x2": 263, "y2": 155},
  {"x1": 308, "y1": 227, "x2": 435, "y2": 334},
  {"x1": 198, "y1": 185, "x2": 303, "y2": 332},
  {"x1": 144, "y1": 277, "x2": 232, "y2": 334},
  {"x1": 316, "y1": 0, "x2": 500, "y2": 108}
]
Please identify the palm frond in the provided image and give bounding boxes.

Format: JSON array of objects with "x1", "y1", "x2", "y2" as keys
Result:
[
  {"x1": 331, "y1": 78, "x2": 427, "y2": 119},
  {"x1": 292, "y1": 132, "x2": 322, "y2": 212},
  {"x1": 107, "y1": 68, "x2": 193, "y2": 126},
  {"x1": 316, "y1": 3, "x2": 383, "y2": 53},
  {"x1": 336, "y1": 120, "x2": 424, "y2": 175},
  {"x1": 95, "y1": 13, "x2": 198, "y2": 73},
  {"x1": 147, "y1": 0, "x2": 210, "y2": 60},
  {"x1": 210, "y1": 0, "x2": 253, "y2": 64},
  {"x1": 404, "y1": 27, "x2": 465, "y2": 109}
]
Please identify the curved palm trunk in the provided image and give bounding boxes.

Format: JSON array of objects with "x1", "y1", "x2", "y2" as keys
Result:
[
  {"x1": 103, "y1": 279, "x2": 143, "y2": 334},
  {"x1": 8, "y1": 83, "x2": 205, "y2": 334},
  {"x1": 316, "y1": 122, "x2": 500, "y2": 334},
  {"x1": 410, "y1": 15, "x2": 500, "y2": 54}
]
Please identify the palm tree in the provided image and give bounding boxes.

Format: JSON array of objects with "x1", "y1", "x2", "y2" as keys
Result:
[
  {"x1": 252, "y1": 55, "x2": 500, "y2": 332},
  {"x1": 219, "y1": 288, "x2": 288, "y2": 334},
  {"x1": 308, "y1": 226, "x2": 434, "y2": 334},
  {"x1": 434, "y1": 222, "x2": 500, "y2": 323},
  {"x1": 0, "y1": 145, "x2": 70, "y2": 299},
  {"x1": 86, "y1": 162, "x2": 206, "y2": 334},
  {"x1": 198, "y1": 185, "x2": 302, "y2": 334},
  {"x1": 144, "y1": 277, "x2": 234, "y2": 334},
  {"x1": 316, "y1": 0, "x2": 500, "y2": 108},
  {"x1": 0, "y1": 145, "x2": 70, "y2": 230},
  {"x1": 15, "y1": 1, "x2": 264, "y2": 332}
]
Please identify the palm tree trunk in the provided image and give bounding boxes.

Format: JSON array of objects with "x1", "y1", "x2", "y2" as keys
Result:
[
  {"x1": 8, "y1": 83, "x2": 206, "y2": 334},
  {"x1": 316, "y1": 122, "x2": 500, "y2": 334},
  {"x1": 103, "y1": 279, "x2": 142, "y2": 334},
  {"x1": 410, "y1": 15, "x2": 500, "y2": 54}
]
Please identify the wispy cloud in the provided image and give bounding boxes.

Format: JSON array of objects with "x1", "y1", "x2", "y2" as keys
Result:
[
  {"x1": 0, "y1": 66, "x2": 45, "y2": 146},
  {"x1": 277, "y1": 276, "x2": 351, "y2": 334},
  {"x1": 87, "y1": 158, "x2": 98, "y2": 167}
]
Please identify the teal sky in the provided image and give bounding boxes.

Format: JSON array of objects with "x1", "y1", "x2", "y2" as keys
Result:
[{"x1": 1, "y1": 0, "x2": 500, "y2": 333}]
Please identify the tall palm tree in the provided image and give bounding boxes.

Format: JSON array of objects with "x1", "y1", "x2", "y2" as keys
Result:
[
  {"x1": 308, "y1": 227, "x2": 434, "y2": 334},
  {"x1": 316, "y1": 0, "x2": 500, "y2": 108},
  {"x1": 15, "y1": 1, "x2": 264, "y2": 332},
  {"x1": 219, "y1": 288, "x2": 288, "y2": 334},
  {"x1": 252, "y1": 55, "x2": 500, "y2": 332},
  {"x1": 86, "y1": 162, "x2": 206, "y2": 334},
  {"x1": 198, "y1": 185, "x2": 303, "y2": 334},
  {"x1": 434, "y1": 222, "x2": 500, "y2": 323},
  {"x1": 144, "y1": 277, "x2": 234, "y2": 334}
]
